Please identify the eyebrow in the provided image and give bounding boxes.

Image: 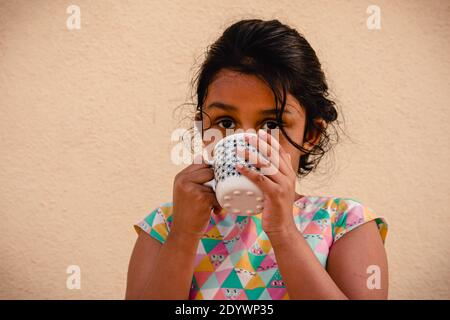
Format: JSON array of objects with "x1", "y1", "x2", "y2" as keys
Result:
[{"x1": 206, "y1": 101, "x2": 292, "y2": 115}]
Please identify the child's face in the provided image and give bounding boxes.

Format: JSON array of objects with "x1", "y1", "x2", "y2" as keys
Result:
[{"x1": 202, "y1": 68, "x2": 320, "y2": 174}]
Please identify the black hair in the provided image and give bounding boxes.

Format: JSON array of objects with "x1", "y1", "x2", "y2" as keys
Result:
[{"x1": 184, "y1": 18, "x2": 344, "y2": 178}]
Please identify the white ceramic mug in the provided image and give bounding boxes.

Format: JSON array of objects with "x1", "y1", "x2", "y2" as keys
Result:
[{"x1": 203, "y1": 132, "x2": 265, "y2": 216}]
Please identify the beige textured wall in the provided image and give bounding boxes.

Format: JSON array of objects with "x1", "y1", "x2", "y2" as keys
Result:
[{"x1": 0, "y1": 0, "x2": 449, "y2": 299}]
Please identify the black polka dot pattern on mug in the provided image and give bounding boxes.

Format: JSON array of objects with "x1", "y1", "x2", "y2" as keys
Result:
[{"x1": 214, "y1": 136, "x2": 261, "y2": 182}]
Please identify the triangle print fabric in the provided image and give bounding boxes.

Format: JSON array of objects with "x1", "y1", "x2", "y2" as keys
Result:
[{"x1": 134, "y1": 196, "x2": 388, "y2": 300}]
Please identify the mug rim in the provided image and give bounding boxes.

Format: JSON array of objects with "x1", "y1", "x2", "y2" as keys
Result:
[
  {"x1": 212, "y1": 131, "x2": 259, "y2": 154},
  {"x1": 205, "y1": 131, "x2": 260, "y2": 167}
]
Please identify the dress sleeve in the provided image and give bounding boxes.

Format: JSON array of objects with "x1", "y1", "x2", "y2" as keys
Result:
[
  {"x1": 332, "y1": 198, "x2": 388, "y2": 244},
  {"x1": 133, "y1": 203, "x2": 174, "y2": 244}
]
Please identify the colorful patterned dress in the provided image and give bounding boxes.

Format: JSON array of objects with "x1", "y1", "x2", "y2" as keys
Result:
[{"x1": 133, "y1": 196, "x2": 388, "y2": 300}]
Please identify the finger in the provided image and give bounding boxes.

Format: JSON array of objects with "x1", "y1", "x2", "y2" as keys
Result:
[
  {"x1": 258, "y1": 129, "x2": 280, "y2": 151},
  {"x1": 183, "y1": 179, "x2": 221, "y2": 207},
  {"x1": 278, "y1": 147, "x2": 296, "y2": 176},
  {"x1": 258, "y1": 130, "x2": 294, "y2": 175},
  {"x1": 257, "y1": 130, "x2": 291, "y2": 169},
  {"x1": 196, "y1": 185, "x2": 222, "y2": 215},
  {"x1": 195, "y1": 183, "x2": 217, "y2": 194},
  {"x1": 244, "y1": 134, "x2": 289, "y2": 176},
  {"x1": 195, "y1": 181, "x2": 222, "y2": 212},
  {"x1": 185, "y1": 167, "x2": 215, "y2": 184},
  {"x1": 212, "y1": 202, "x2": 223, "y2": 215},
  {"x1": 235, "y1": 163, "x2": 278, "y2": 195},
  {"x1": 237, "y1": 148, "x2": 284, "y2": 183},
  {"x1": 244, "y1": 133, "x2": 273, "y2": 161}
]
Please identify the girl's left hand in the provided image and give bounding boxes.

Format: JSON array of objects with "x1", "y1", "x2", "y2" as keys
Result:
[{"x1": 236, "y1": 129, "x2": 298, "y2": 237}]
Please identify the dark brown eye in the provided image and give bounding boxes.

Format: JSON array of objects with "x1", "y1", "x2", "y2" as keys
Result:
[
  {"x1": 262, "y1": 120, "x2": 279, "y2": 130},
  {"x1": 217, "y1": 118, "x2": 235, "y2": 129}
]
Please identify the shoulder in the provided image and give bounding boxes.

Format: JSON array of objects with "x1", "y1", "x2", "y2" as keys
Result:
[
  {"x1": 296, "y1": 196, "x2": 388, "y2": 244},
  {"x1": 329, "y1": 197, "x2": 388, "y2": 244},
  {"x1": 133, "y1": 202, "x2": 174, "y2": 244}
]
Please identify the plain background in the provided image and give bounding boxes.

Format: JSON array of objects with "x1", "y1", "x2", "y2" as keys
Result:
[{"x1": 0, "y1": 0, "x2": 449, "y2": 299}]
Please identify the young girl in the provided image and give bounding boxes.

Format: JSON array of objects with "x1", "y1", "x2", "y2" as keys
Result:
[{"x1": 126, "y1": 19, "x2": 388, "y2": 300}]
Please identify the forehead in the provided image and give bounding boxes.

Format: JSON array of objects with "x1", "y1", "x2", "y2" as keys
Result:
[
  {"x1": 205, "y1": 69, "x2": 304, "y2": 116},
  {"x1": 207, "y1": 69, "x2": 274, "y2": 103}
]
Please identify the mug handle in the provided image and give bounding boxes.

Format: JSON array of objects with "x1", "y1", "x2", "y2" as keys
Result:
[
  {"x1": 204, "y1": 157, "x2": 214, "y2": 166},
  {"x1": 203, "y1": 157, "x2": 216, "y2": 191},
  {"x1": 203, "y1": 178, "x2": 216, "y2": 192}
]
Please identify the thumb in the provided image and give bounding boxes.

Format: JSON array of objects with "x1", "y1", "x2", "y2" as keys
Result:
[
  {"x1": 212, "y1": 198, "x2": 222, "y2": 215},
  {"x1": 213, "y1": 200, "x2": 222, "y2": 215}
]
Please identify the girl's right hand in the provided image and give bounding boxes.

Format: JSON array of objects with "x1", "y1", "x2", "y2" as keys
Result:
[{"x1": 170, "y1": 155, "x2": 221, "y2": 240}]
